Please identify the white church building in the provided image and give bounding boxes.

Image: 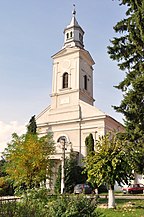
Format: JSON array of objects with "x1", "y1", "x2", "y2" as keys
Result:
[{"x1": 36, "y1": 10, "x2": 125, "y2": 187}]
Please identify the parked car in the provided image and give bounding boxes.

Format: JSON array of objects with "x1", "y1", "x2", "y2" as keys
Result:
[
  {"x1": 122, "y1": 184, "x2": 144, "y2": 194},
  {"x1": 74, "y1": 184, "x2": 93, "y2": 194}
]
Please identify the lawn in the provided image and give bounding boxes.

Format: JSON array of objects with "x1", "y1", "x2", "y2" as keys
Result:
[{"x1": 97, "y1": 198, "x2": 144, "y2": 217}]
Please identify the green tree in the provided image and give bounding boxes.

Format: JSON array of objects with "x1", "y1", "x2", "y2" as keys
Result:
[
  {"x1": 64, "y1": 151, "x2": 87, "y2": 193},
  {"x1": 54, "y1": 151, "x2": 87, "y2": 193},
  {"x1": 84, "y1": 133, "x2": 133, "y2": 208},
  {"x1": 85, "y1": 133, "x2": 94, "y2": 155},
  {"x1": 108, "y1": 0, "x2": 144, "y2": 174},
  {"x1": 27, "y1": 115, "x2": 37, "y2": 134},
  {"x1": 3, "y1": 132, "x2": 55, "y2": 191},
  {"x1": 0, "y1": 158, "x2": 5, "y2": 177},
  {"x1": 0, "y1": 158, "x2": 14, "y2": 196},
  {"x1": 54, "y1": 164, "x2": 61, "y2": 193}
]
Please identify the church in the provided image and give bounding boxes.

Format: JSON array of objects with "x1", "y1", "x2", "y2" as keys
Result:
[{"x1": 36, "y1": 9, "x2": 124, "y2": 187}]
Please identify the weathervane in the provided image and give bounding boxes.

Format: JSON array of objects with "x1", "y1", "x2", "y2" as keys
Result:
[{"x1": 72, "y1": 4, "x2": 76, "y2": 16}]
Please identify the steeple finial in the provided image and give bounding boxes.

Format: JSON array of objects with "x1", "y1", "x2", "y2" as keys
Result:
[{"x1": 72, "y1": 4, "x2": 76, "y2": 16}]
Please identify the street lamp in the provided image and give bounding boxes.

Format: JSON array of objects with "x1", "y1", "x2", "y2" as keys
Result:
[
  {"x1": 94, "y1": 131, "x2": 97, "y2": 144},
  {"x1": 60, "y1": 139, "x2": 65, "y2": 194}
]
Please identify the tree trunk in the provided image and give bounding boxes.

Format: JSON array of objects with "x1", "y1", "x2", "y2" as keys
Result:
[
  {"x1": 134, "y1": 171, "x2": 138, "y2": 184},
  {"x1": 108, "y1": 185, "x2": 116, "y2": 209}
]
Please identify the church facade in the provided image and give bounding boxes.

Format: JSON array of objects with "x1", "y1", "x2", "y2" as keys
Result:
[{"x1": 36, "y1": 10, "x2": 124, "y2": 187}]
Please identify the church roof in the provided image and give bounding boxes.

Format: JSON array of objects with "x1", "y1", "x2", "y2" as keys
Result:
[
  {"x1": 67, "y1": 15, "x2": 79, "y2": 28},
  {"x1": 51, "y1": 46, "x2": 95, "y2": 66}
]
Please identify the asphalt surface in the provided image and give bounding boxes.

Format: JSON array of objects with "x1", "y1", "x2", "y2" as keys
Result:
[{"x1": 100, "y1": 194, "x2": 144, "y2": 199}]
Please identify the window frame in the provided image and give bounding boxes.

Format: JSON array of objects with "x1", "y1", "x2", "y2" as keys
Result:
[{"x1": 62, "y1": 72, "x2": 68, "y2": 89}]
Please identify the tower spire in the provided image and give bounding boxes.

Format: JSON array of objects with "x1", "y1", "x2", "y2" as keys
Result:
[
  {"x1": 63, "y1": 5, "x2": 84, "y2": 49},
  {"x1": 72, "y1": 4, "x2": 76, "y2": 16}
]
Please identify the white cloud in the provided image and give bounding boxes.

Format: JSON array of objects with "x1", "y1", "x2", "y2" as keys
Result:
[{"x1": 0, "y1": 121, "x2": 26, "y2": 157}]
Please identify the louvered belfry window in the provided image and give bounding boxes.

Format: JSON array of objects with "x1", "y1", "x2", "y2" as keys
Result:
[{"x1": 84, "y1": 75, "x2": 87, "y2": 90}]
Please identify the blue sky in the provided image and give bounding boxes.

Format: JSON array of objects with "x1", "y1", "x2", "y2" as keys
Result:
[{"x1": 0, "y1": 0, "x2": 127, "y2": 152}]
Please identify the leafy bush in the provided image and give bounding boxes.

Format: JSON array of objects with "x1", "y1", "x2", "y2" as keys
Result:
[
  {"x1": 0, "y1": 189, "x2": 104, "y2": 217},
  {"x1": 48, "y1": 194, "x2": 103, "y2": 217},
  {"x1": 0, "y1": 187, "x2": 51, "y2": 217},
  {"x1": 0, "y1": 201, "x2": 17, "y2": 217},
  {"x1": 17, "y1": 187, "x2": 51, "y2": 217},
  {"x1": 0, "y1": 182, "x2": 14, "y2": 196}
]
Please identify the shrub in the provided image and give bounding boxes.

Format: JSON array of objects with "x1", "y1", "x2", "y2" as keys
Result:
[
  {"x1": 48, "y1": 195, "x2": 103, "y2": 217},
  {"x1": 0, "y1": 190, "x2": 104, "y2": 217},
  {"x1": 17, "y1": 187, "x2": 51, "y2": 217},
  {"x1": 0, "y1": 187, "x2": 51, "y2": 217},
  {"x1": 0, "y1": 177, "x2": 14, "y2": 196},
  {"x1": 0, "y1": 201, "x2": 17, "y2": 217}
]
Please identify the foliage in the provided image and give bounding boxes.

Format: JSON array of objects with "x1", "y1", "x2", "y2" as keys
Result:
[
  {"x1": 1, "y1": 196, "x2": 144, "y2": 217},
  {"x1": 48, "y1": 195, "x2": 103, "y2": 217},
  {"x1": 0, "y1": 177, "x2": 14, "y2": 196},
  {"x1": 85, "y1": 133, "x2": 94, "y2": 155},
  {"x1": 0, "y1": 158, "x2": 6, "y2": 177},
  {"x1": 0, "y1": 187, "x2": 51, "y2": 217},
  {"x1": 0, "y1": 158, "x2": 14, "y2": 196},
  {"x1": 108, "y1": 0, "x2": 144, "y2": 174},
  {"x1": 0, "y1": 193, "x2": 103, "y2": 217},
  {"x1": 3, "y1": 132, "x2": 55, "y2": 190},
  {"x1": 54, "y1": 151, "x2": 87, "y2": 193},
  {"x1": 17, "y1": 187, "x2": 52, "y2": 217},
  {"x1": 0, "y1": 201, "x2": 17, "y2": 217},
  {"x1": 84, "y1": 133, "x2": 133, "y2": 189},
  {"x1": 64, "y1": 151, "x2": 87, "y2": 193},
  {"x1": 27, "y1": 115, "x2": 37, "y2": 134},
  {"x1": 54, "y1": 164, "x2": 61, "y2": 193},
  {"x1": 21, "y1": 187, "x2": 51, "y2": 205}
]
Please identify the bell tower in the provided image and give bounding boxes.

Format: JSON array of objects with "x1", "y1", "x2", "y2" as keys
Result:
[
  {"x1": 50, "y1": 7, "x2": 95, "y2": 111},
  {"x1": 63, "y1": 6, "x2": 84, "y2": 49}
]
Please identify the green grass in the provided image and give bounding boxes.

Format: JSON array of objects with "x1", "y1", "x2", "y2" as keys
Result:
[{"x1": 97, "y1": 198, "x2": 144, "y2": 217}]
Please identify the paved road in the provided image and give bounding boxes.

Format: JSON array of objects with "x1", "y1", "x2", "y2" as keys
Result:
[{"x1": 100, "y1": 194, "x2": 144, "y2": 199}]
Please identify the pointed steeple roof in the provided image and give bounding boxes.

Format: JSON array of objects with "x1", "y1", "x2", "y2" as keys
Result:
[
  {"x1": 67, "y1": 6, "x2": 80, "y2": 28},
  {"x1": 68, "y1": 16, "x2": 79, "y2": 28}
]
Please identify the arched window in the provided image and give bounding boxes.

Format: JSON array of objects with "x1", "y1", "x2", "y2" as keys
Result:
[
  {"x1": 66, "y1": 33, "x2": 69, "y2": 39},
  {"x1": 70, "y1": 31, "x2": 73, "y2": 38},
  {"x1": 63, "y1": 72, "x2": 68, "y2": 88},
  {"x1": 84, "y1": 75, "x2": 87, "y2": 90}
]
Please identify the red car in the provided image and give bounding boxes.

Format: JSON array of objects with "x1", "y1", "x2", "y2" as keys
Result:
[{"x1": 122, "y1": 184, "x2": 144, "y2": 194}]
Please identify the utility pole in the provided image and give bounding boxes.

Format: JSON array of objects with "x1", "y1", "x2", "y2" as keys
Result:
[
  {"x1": 60, "y1": 139, "x2": 65, "y2": 194},
  {"x1": 94, "y1": 131, "x2": 97, "y2": 143}
]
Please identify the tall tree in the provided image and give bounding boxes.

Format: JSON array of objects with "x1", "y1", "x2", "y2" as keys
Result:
[
  {"x1": 54, "y1": 151, "x2": 86, "y2": 193},
  {"x1": 85, "y1": 133, "x2": 94, "y2": 155},
  {"x1": 108, "y1": 0, "x2": 144, "y2": 173},
  {"x1": 3, "y1": 132, "x2": 55, "y2": 190},
  {"x1": 64, "y1": 151, "x2": 87, "y2": 193},
  {"x1": 84, "y1": 133, "x2": 133, "y2": 208},
  {"x1": 27, "y1": 115, "x2": 37, "y2": 134}
]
